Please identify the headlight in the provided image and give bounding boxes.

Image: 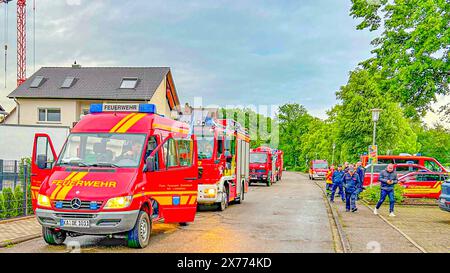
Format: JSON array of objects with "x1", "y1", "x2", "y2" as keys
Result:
[
  {"x1": 37, "y1": 194, "x2": 51, "y2": 208},
  {"x1": 104, "y1": 196, "x2": 132, "y2": 209},
  {"x1": 203, "y1": 188, "x2": 216, "y2": 197}
]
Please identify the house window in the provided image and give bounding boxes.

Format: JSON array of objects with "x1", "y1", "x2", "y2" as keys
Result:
[
  {"x1": 120, "y1": 78, "x2": 138, "y2": 89},
  {"x1": 38, "y1": 108, "x2": 61, "y2": 122},
  {"x1": 61, "y1": 77, "x2": 77, "y2": 88},
  {"x1": 30, "y1": 76, "x2": 45, "y2": 88}
]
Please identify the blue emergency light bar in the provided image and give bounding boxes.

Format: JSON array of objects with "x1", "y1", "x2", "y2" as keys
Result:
[{"x1": 89, "y1": 103, "x2": 157, "y2": 114}]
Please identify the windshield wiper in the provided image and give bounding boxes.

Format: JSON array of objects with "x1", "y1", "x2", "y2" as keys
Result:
[{"x1": 86, "y1": 162, "x2": 121, "y2": 168}]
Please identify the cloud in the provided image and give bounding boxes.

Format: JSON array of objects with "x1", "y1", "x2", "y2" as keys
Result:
[{"x1": 4, "y1": 0, "x2": 432, "y2": 128}]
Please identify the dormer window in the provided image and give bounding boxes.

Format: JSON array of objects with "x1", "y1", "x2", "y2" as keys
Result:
[
  {"x1": 61, "y1": 77, "x2": 77, "y2": 88},
  {"x1": 30, "y1": 76, "x2": 45, "y2": 88},
  {"x1": 120, "y1": 78, "x2": 138, "y2": 89}
]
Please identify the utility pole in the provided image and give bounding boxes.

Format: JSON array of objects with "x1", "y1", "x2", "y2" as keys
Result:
[
  {"x1": 332, "y1": 143, "x2": 336, "y2": 165},
  {"x1": 370, "y1": 109, "x2": 382, "y2": 187}
]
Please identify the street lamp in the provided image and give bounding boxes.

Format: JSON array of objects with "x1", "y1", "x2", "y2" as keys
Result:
[
  {"x1": 370, "y1": 108, "x2": 382, "y2": 187},
  {"x1": 332, "y1": 143, "x2": 336, "y2": 165}
]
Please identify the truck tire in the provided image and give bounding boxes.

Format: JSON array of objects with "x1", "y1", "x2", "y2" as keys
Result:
[
  {"x1": 266, "y1": 177, "x2": 272, "y2": 187},
  {"x1": 235, "y1": 182, "x2": 245, "y2": 204},
  {"x1": 42, "y1": 227, "x2": 66, "y2": 245},
  {"x1": 127, "y1": 210, "x2": 151, "y2": 248},
  {"x1": 217, "y1": 187, "x2": 228, "y2": 211}
]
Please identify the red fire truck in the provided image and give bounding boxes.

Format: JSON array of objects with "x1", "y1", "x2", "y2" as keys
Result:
[
  {"x1": 249, "y1": 146, "x2": 277, "y2": 186},
  {"x1": 31, "y1": 103, "x2": 199, "y2": 248},
  {"x1": 189, "y1": 110, "x2": 250, "y2": 211}
]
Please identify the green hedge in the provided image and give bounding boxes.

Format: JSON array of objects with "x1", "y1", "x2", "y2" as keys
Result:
[
  {"x1": 0, "y1": 185, "x2": 30, "y2": 220},
  {"x1": 360, "y1": 185, "x2": 404, "y2": 204}
]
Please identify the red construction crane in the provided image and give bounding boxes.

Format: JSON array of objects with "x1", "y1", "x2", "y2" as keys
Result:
[
  {"x1": 16, "y1": 0, "x2": 26, "y2": 86},
  {"x1": 2, "y1": 0, "x2": 27, "y2": 87}
]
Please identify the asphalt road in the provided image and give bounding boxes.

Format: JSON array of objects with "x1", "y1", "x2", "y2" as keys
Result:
[{"x1": 0, "y1": 172, "x2": 335, "y2": 253}]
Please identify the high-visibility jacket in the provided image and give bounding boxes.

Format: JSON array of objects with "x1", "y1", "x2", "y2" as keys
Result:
[{"x1": 326, "y1": 169, "x2": 334, "y2": 184}]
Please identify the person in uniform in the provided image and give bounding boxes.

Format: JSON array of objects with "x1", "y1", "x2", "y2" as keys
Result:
[
  {"x1": 330, "y1": 164, "x2": 345, "y2": 202},
  {"x1": 342, "y1": 165, "x2": 362, "y2": 212},
  {"x1": 374, "y1": 164, "x2": 398, "y2": 217}
]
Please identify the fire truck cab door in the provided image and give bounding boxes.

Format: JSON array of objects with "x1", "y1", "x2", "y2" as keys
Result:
[
  {"x1": 145, "y1": 135, "x2": 198, "y2": 223},
  {"x1": 31, "y1": 133, "x2": 57, "y2": 209}
]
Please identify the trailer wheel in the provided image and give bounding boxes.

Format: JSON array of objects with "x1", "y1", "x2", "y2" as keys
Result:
[
  {"x1": 42, "y1": 227, "x2": 66, "y2": 245},
  {"x1": 127, "y1": 210, "x2": 151, "y2": 248}
]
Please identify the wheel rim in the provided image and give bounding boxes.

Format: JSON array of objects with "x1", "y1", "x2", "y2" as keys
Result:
[
  {"x1": 221, "y1": 192, "x2": 227, "y2": 209},
  {"x1": 139, "y1": 218, "x2": 148, "y2": 241}
]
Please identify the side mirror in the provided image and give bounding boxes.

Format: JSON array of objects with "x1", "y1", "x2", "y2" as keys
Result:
[{"x1": 145, "y1": 156, "x2": 156, "y2": 172}]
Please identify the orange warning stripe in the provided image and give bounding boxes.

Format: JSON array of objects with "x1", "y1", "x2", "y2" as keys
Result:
[
  {"x1": 115, "y1": 113, "x2": 147, "y2": 133},
  {"x1": 55, "y1": 172, "x2": 89, "y2": 200},
  {"x1": 109, "y1": 113, "x2": 137, "y2": 133}
]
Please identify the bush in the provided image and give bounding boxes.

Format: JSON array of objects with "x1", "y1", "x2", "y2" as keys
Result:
[
  {"x1": 360, "y1": 184, "x2": 404, "y2": 204},
  {"x1": 2, "y1": 188, "x2": 16, "y2": 218},
  {"x1": 27, "y1": 183, "x2": 33, "y2": 215},
  {"x1": 0, "y1": 194, "x2": 6, "y2": 219},
  {"x1": 14, "y1": 185, "x2": 24, "y2": 216}
]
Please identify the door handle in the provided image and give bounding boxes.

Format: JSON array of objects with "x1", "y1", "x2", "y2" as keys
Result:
[
  {"x1": 184, "y1": 177, "x2": 197, "y2": 181},
  {"x1": 31, "y1": 173, "x2": 38, "y2": 177}
]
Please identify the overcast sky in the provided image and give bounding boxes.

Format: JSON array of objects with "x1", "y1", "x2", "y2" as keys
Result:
[{"x1": 0, "y1": 0, "x2": 447, "y2": 126}]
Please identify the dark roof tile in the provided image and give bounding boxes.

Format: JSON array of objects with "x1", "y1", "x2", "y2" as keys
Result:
[{"x1": 8, "y1": 67, "x2": 170, "y2": 100}]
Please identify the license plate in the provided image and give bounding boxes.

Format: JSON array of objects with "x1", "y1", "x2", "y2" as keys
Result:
[{"x1": 60, "y1": 219, "x2": 90, "y2": 228}]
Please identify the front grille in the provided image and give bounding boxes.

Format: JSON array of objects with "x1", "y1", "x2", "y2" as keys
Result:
[
  {"x1": 53, "y1": 200, "x2": 103, "y2": 210},
  {"x1": 54, "y1": 213, "x2": 97, "y2": 219}
]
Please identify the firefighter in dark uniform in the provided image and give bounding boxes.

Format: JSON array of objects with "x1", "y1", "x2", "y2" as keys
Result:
[
  {"x1": 342, "y1": 165, "x2": 362, "y2": 212},
  {"x1": 330, "y1": 164, "x2": 345, "y2": 202}
]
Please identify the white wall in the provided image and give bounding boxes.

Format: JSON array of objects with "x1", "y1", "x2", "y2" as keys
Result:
[{"x1": 0, "y1": 125, "x2": 70, "y2": 160}]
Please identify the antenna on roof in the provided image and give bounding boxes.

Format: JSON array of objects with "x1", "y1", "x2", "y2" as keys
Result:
[{"x1": 72, "y1": 60, "x2": 81, "y2": 69}]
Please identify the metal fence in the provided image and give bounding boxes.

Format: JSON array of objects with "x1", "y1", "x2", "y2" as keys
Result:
[{"x1": 0, "y1": 160, "x2": 33, "y2": 220}]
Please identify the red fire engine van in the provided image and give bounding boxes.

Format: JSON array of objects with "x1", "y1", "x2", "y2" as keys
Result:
[
  {"x1": 249, "y1": 146, "x2": 277, "y2": 186},
  {"x1": 361, "y1": 154, "x2": 447, "y2": 172},
  {"x1": 30, "y1": 103, "x2": 199, "y2": 248},
  {"x1": 308, "y1": 160, "x2": 329, "y2": 180},
  {"x1": 191, "y1": 113, "x2": 250, "y2": 211}
]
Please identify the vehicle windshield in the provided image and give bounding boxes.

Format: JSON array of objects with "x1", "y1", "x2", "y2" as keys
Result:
[
  {"x1": 197, "y1": 137, "x2": 215, "y2": 160},
  {"x1": 365, "y1": 164, "x2": 388, "y2": 173},
  {"x1": 57, "y1": 133, "x2": 146, "y2": 168},
  {"x1": 250, "y1": 153, "x2": 267, "y2": 163},
  {"x1": 313, "y1": 163, "x2": 328, "y2": 169}
]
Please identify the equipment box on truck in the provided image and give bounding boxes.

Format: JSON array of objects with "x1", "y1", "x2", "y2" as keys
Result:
[{"x1": 31, "y1": 103, "x2": 199, "y2": 248}]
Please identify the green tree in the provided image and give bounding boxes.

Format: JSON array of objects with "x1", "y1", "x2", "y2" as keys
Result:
[
  {"x1": 220, "y1": 107, "x2": 277, "y2": 148},
  {"x1": 278, "y1": 103, "x2": 318, "y2": 170},
  {"x1": 350, "y1": 0, "x2": 450, "y2": 117},
  {"x1": 417, "y1": 124, "x2": 450, "y2": 164},
  {"x1": 333, "y1": 69, "x2": 419, "y2": 161}
]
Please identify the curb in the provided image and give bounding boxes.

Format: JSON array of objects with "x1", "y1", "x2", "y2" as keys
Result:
[
  {"x1": 311, "y1": 177, "x2": 352, "y2": 253},
  {"x1": 0, "y1": 215, "x2": 36, "y2": 225},
  {"x1": 0, "y1": 233, "x2": 41, "y2": 248}
]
